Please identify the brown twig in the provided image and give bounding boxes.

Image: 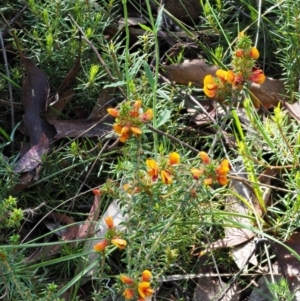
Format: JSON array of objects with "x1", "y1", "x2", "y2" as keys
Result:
[{"x1": 146, "y1": 124, "x2": 199, "y2": 154}]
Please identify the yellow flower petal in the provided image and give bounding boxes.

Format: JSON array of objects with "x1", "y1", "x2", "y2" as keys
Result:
[
  {"x1": 133, "y1": 100, "x2": 142, "y2": 111},
  {"x1": 104, "y1": 216, "x2": 114, "y2": 229},
  {"x1": 250, "y1": 47, "x2": 259, "y2": 59},
  {"x1": 204, "y1": 177, "x2": 213, "y2": 185},
  {"x1": 107, "y1": 108, "x2": 119, "y2": 117},
  {"x1": 161, "y1": 170, "x2": 172, "y2": 184},
  {"x1": 120, "y1": 134, "x2": 130, "y2": 143},
  {"x1": 226, "y1": 70, "x2": 235, "y2": 84},
  {"x1": 120, "y1": 275, "x2": 134, "y2": 285},
  {"x1": 94, "y1": 239, "x2": 109, "y2": 252},
  {"x1": 146, "y1": 159, "x2": 158, "y2": 170},
  {"x1": 138, "y1": 282, "x2": 154, "y2": 298},
  {"x1": 140, "y1": 108, "x2": 153, "y2": 122},
  {"x1": 113, "y1": 124, "x2": 123, "y2": 134},
  {"x1": 204, "y1": 74, "x2": 216, "y2": 86},
  {"x1": 141, "y1": 270, "x2": 152, "y2": 281},
  {"x1": 191, "y1": 167, "x2": 204, "y2": 180},
  {"x1": 131, "y1": 126, "x2": 142, "y2": 136},
  {"x1": 169, "y1": 152, "x2": 180, "y2": 165},
  {"x1": 111, "y1": 238, "x2": 127, "y2": 249},
  {"x1": 199, "y1": 151, "x2": 210, "y2": 164},
  {"x1": 123, "y1": 288, "x2": 134, "y2": 300},
  {"x1": 216, "y1": 69, "x2": 227, "y2": 81}
]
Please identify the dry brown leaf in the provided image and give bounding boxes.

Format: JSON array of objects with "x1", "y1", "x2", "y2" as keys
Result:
[
  {"x1": 193, "y1": 258, "x2": 241, "y2": 301},
  {"x1": 47, "y1": 89, "x2": 75, "y2": 121},
  {"x1": 275, "y1": 232, "x2": 300, "y2": 277},
  {"x1": 14, "y1": 133, "x2": 49, "y2": 173},
  {"x1": 193, "y1": 278, "x2": 240, "y2": 301},
  {"x1": 283, "y1": 101, "x2": 300, "y2": 123},
  {"x1": 26, "y1": 193, "x2": 101, "y2": 262},
  {"x1": 50, "y1": 118, "x2": 112, "y2": 139},
  {"x1": 20, "y1": 53, "x2": 55, "y2": 145}
]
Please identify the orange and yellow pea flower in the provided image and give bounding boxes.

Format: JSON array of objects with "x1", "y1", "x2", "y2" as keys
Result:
[
  {"x1": 123, "y1": 288, "x2": 134, "y2": 300},
  {"x1": 215, "y1": 159, "x2": 230, "y2": 186},
  {"x1": 161, "y1": 169, "x2": 172, "y2": 184},
  {"x1": 107, "y1": 108, "x2": 119, "y2": 117},
  {"x1": 94, "y1": 239, "x2": 109, "y2": 252},
  {"x1": 138, "y1": 282, "x2": 154, "y2": 298},
  {"x1": 120, "y1": 274, "x2": 134, "y2": 285},
  {"x1": 112, "y1": 123, "x2": 142, "y2": 143},
  {"x1": 204, "y1": 177, "x2": 213, "y2": 186},
  {"x1": 199, "y1": 151, "x2": 210, "y2": 164},
  {"x1": 249, "y1": 47, "x2": 259, "y2": 59},
  {"x1": 146, "y1": 159, "x2": 159, "y2": 180},
  {"x1": 104, "y1": 216, "x2": 114, "y2": 229},
  {"x1": 140, "y1": 108, "x2": 153, "y2": 122},
  {"x1": 169, "y1": 152, "x2": 180, "y2": 165},
  {"x1": 141, "y1": 270, "x2": 152, "y2": 282},
  {"x1": 191, "y1": 167, "x2": 204, "y2": 180},
  {"x1": 249, "y1": 68, "x2": 265, "y2": 85},
  {"x1": 203, "y1": 74, "x2": 218, "y2": 98},
  {"x1": 111, "y1": 238, "x2": 127, "y2": 249}
]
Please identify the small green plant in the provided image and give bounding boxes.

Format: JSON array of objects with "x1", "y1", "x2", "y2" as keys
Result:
[
  {"x1": 0, "y1": 196, "x2": 23, "y2": 228},
  {"x1": 267, "y1": 277, "x2": 295, "y2": 301}
]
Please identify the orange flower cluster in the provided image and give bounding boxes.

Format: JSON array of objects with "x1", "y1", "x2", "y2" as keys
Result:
[
  {"x1": 108, "y1": 100, "x2": 153, "y2": 143},
  {"x1": 203, "y1": 34, "x2": 265, "y2": 100},
  {"x1": 190, "y1": 152, "x2": 230, "y2": 186},
  {"x1": 121, "y1": 270, "x2": 154, "y2": 301},
  {"x1": 94, "y1": 215, "x2": 127, "y2": 252},
  {"x1": 146, "y1": 152, "x2": 180, "y2": 184}
]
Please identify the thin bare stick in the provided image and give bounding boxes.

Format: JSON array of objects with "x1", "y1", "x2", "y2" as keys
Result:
[{"x1": 147, "y1": 124, "x2": 199, "y2": 154}]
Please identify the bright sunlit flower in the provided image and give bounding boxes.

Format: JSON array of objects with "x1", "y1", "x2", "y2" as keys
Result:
[
  {"x1": 191, "y1": 167, "x2": 204, "y2": 180},
  {"x1": 111, "y1": 238, "x2": 127, "y2": 249},
  {"x1": 161, "y1": 170, "x2": 172, "y2": 184},
  {"x1": 94, "y1": 239, "x2": 109, "y2": 252},
  {"x1": 203, "y1": 75, "x2": 218, "y2": 98},
  {"x1": 131, "y1": 126, "x2": 142, "y2": 136},
  {"x1": 107, "y1": 108, "x2": 119, "y2": 117},
  {"x1": 141, "y1": 270, "x2": 152, "y2": 282},
  {"x1": 146, "y1": 159, "x2": 159, "y2": 181},
  {"x1": 216, "y1": 69, "x2": 227, "y2": 81},
  {"x1": 204, "y1": 177, "x2": 213, "y2": 185},
  {"x1": 226, "y1": 70, "x2": 235, "y2": 84},
  {"x1": 215, "y1": 159, "x2": 230, "y2": 186},
  {"x1": 123, "y1": 288, "x2": 134, "y2": 300},
  {"x1": 104, "y1": 216, "x2": 114, "y2": 229},
  {"x1": 216, "y1": 175, "x2": 229, "y2": 186},
  {"x1": 138, "y1": 282, "x2": 154, "y2": 298},
  {"x1": 120, "y1": 274, "x2": 134, "y2": 285},
  {"x1": 133, "y1": 100, "x2": 142, "y2": 111},
  {"x1": 199, "y1": 151, "x2": 210, "y2": 164},
  {"x1": 130, "y1": 100, "x2": 142, "y2": 117},
  {"x1": 249, "y1": 47, "x2": 259, "y2": 59},
  {"x1": 216, "y1": 159, "x2": 230, "y2": 176},
  {"x1": 140, "y1": 109, "x2": 153, "y2": 122},
  {"x1": 169, "y1": 152, "x2": 180, "y2": 165},
  {"x1": 249, "y1": 68, "x2": 265, "y2": 84}
]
